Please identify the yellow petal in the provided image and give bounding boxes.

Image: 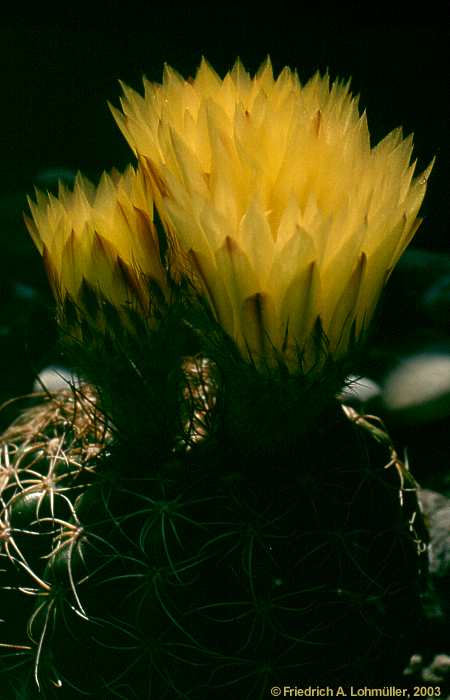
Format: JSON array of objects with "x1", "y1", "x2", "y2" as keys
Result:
[{"x1": 98, "y1": 60, "x2": 435, "y2": 370}]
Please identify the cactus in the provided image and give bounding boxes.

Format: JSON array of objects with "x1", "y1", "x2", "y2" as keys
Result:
[
  {"x1": 0, "y1": 59, "x2": 432, "y2": 698},
  {"x1": 0, "y1": 352, "x2": 428, "y2": 698}
]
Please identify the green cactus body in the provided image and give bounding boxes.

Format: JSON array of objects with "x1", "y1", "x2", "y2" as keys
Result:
[{"x1": 0, "y1": 353, "x2": 427, "y2": 699}]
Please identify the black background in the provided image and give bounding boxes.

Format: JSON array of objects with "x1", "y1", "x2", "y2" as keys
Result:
[{"x1": 1, "y1": 17, "x2": 448, "y2": 250}]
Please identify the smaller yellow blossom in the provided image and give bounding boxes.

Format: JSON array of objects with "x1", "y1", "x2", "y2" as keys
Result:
[
  {"x1": 25, "y1": 165, "x2": 168, "y2": 315},
  {"x1": 113, "y1": 58, "x2": 433, "y2": 371}
]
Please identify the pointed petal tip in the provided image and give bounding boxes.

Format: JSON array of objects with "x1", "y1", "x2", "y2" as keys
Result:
[{"x1": 418, "y1": 156, "x2": 436, "y2": 184}]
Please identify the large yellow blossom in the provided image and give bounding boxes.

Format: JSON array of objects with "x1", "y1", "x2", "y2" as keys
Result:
[
  {"x1": 113, "y1": 58, "x2": 432, "y2": 370},
  {"x1": 25, "y1": 165, "x2": 168, "y2": 315}
]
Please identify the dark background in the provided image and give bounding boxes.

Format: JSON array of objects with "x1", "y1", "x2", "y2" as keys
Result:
[
  {"x1": 0, "y1": 17, "x2": 448, "y2": 420},
  {"x1": 1, "y1": 19, "x2": 448, "y2": 249}
]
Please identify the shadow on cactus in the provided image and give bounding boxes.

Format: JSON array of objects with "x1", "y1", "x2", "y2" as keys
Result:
[{"x1": 0, "y1": 58, "x2": 433, "y2": 698}]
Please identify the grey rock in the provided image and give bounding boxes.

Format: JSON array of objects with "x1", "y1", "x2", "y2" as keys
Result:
[
  {"x1": 422, "y1": 654, "x2": 450, "y2": 683},
  {"x1": 338, "y1": 374, "x2": 382, "y2": 408},
  {"x1": 382, "y1": 351, "x2": 450, "y2": 423},
  {"x1": 403, "y1": 654, "x2": 423, "y2": 676},
  {"x1": 33, "y1": 366, "x2": 81, "y2": 394},
  {"x1": 419, "y1": 489, "x2": 450, "y2": 579},
  {"x1": 404, "y1": 654, "x2": 450, "y2": 695},
  {"x1": 422, "y1": 274, "x2": 450, "y2": 328},
  {"x1": 418, "y1": 488, "x2": 450, "y2": 637}
]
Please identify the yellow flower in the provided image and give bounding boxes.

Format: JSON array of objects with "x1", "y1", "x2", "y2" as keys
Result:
[
  {"x1": 25, "y1": 165, "x2": 168, "y2": 316},
  {"x1": 113, "y1": 58, "x2": 433, "y2": 371}
]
